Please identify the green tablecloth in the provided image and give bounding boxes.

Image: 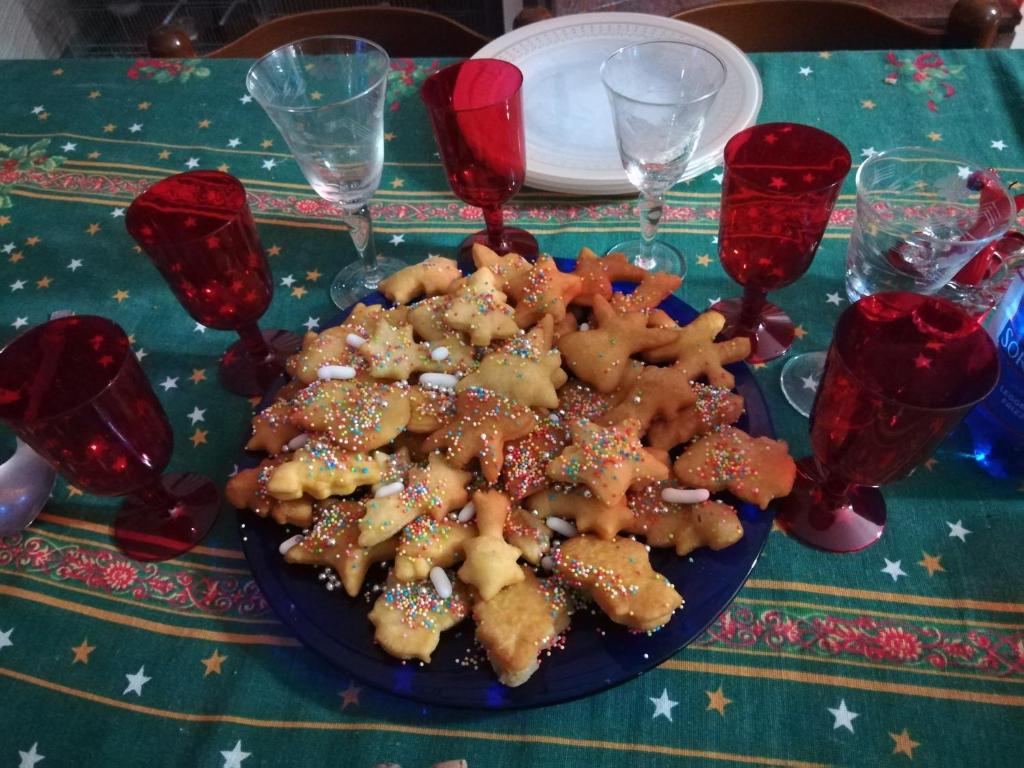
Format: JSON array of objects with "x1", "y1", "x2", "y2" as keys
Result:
[{"x1": 1, "y1": 50, "x2": 1022, "y2": 768}]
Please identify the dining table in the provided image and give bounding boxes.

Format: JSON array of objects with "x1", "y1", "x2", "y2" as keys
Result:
[{"x1": 0, "y1": 47, "x2": 1022, "y2": 768}]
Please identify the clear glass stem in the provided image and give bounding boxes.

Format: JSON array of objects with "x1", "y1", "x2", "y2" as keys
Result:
[
  {"x1": 637, "y1": 192, "x2": 665, "y2": 270},
  {"x1": 483, "y1": 205, "x2": 506, "y2": 252},
  {"x1": 342, "y1": 204, "x2": 381, "y2": 289}
]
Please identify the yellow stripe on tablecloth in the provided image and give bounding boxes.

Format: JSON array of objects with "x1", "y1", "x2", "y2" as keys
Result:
[
  {"x1": 733, "y1": 596, "x2": 1024, "y2": 631},
  {"x1": 690, "y1": 644, "x2": 1024, "y2": 685},
  {"x1": 35, "y1": 513, "x2": 246, "y2": 560},
  {"x1": 1, "y1": 570, "x2": 279, "y2": 627},
  {"x1": 745, "y1": 579, "x2": 1024, "y2": 614},
  {"x1": 661, "y1": 659, "x2": 1024, "y2": 707},
  {"x1": 0, "y1": 584, "x2": 299, "y2": 646},
  {"x1": 0, "y1": 667, "x2": 828, "y2": 768}
]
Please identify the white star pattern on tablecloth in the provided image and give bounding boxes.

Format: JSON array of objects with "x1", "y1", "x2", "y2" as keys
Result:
[
  {"x1": 185, "y1": 157, "x2": 200, "y2": 169},
  {"x1": 825, "y1": 292, "x2": 843, "y2": 305},
  {"x1": 159, "y1": 376, "x2": 178, "y2": 391},
  {"x1": 220, "y1": 740, "x2": 251, "y2": 768},
  {"x1": 17, "y1": 743, "x2": 44, "y2": 768},
  {"x1": 882, "y1": 558, "x2": 907, "y2": 581},
  {"x1": 947, "y1": 520, "x2": 971, "y2": 542},
  {"x1": 389, "y1": 234, "x2": 405, "y2": 246},
  {"x1": 135, "y1": 348, "x2": 147, "y2": 361},
  {"x1": 991, "y1": 139, "x2": 1007, "y2": 151},
  {"x1": 347, "y1": 147, "x2": 358, "y2": 156},
  {"x1": 239, "y1": 94, "x2": 253, "y2": 104},
  {"x1": 0, "y1": 627, "x2": 12, "y2": 649},
  {"x1": 861, "y1": 147, "x2": 878, "y2": 158},
  {"x1": 261, "y1": 158, "x2": 278, "y2": 170},
  {"x1": 31, "y1": 105, "x2": 44, "y2": 114},
  {"x1": 711, "y1": 235, "x2": 718, "y2": 244},
  {"x1": 187, "y1": 406, "x2": 206, "y2": 425},
  {"x1": 712, "y1": 171, "x2": 724, "y2": 184},
  {"x1": 61, "y1": 141, "x2": 77, "y2": 152},
  {"x1": 280, "y1": 274, "x2": 296, "y2": 287},
  {"x1": 707, "y1": 297, "x2": 721, "y2": 306},
  {"x1": 10, "y1": 279, "x2": 26, "y2": 291},
  {"x1": 227, "y1": 138, "x2": 241, "y2": 147},
  {"x1": 2, "y1": 242, "x2": 15, "y2": 254},
  {"x1": 957, "y1": 165, "x2": 972, "y2": 179},
  {"x1": 649, "y1": 688, "x2": 678, "y2": 721},
  {"x1": 194, "y1": 323, "x2": 207, "y2": 333},
  {"x1": 110, "y1": 208, "x2": 125, "y2": 218},
  {"x1": 799, "y1": 66, "x2": 813, "y2": 76},
  {"x1": 129, "y1": 123, "x2": 143, "y2": 133},
  {"x1": 801, "y1": 374, "x2": 819, "y2": 391},
  {"x1": 123, "y1": 666, "x2": 151, "y2": 696},
  {"x1": 11, "y1": 317, "x2": 28, "y2": 329},
  {"x1": 828, "y1": 699, "x2": 859, "y2": 732},
  {"x1": 304, "y1": 316, "x2": 320, "y2": 331},
  {"x1": 67, "y1": 259, "x2": 83, "y2": 271}
]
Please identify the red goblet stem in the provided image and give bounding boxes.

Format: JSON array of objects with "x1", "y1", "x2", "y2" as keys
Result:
[
  {"x1": 738, "y1": 287, "x2": 768, "y2": 336},
  {"x1": 236, "y1": 321, "x2": 273, "y2": 364},
  {"x1": 483, "y1": 206, "x2": 506, "y2": 250}
]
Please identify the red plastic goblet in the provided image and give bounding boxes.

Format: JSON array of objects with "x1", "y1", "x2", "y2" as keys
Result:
[
  {"x1": 126, "y1": 170, "x2": 300, "y2": 396},
  {"x1": 421, "y1": 58, "x2": 539, "y2": 268},
  {"x1": 713, "y1": 123, "x2": 852, "y2": 363},
  {"x1": 775, "y1": 292, "x2": 999, "y2": 552},
  {"x1": 0, "y1": 315, "x2": 221, "y2": 561}
]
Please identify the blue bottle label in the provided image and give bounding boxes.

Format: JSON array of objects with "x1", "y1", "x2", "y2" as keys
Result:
[{"x1": 981, "y1": 294, "x2": 1024, "y2": 435}]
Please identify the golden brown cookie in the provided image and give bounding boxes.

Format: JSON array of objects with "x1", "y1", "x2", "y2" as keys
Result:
[
  {"x1": 368, "y1": 576, "x2": 470, "y2": 662},
  {"x1": 647, "y1": 384, "x2": 745, "y2": 450},
  {"x1": 524, "y1": 487, "x2": 634, "y2": 541},
  {"x1": 599, "y1": 364, "x2": 698, "y2": 431},
  {"x1": 282, "y1": 499, "x2": 396, "y2": 596},
  {"x1": 608, "y1": 271, "x2": 682, "y2": 312},
  {"x1": 225, "y1": 458, "x2": 315, "y2": 527},
  {"x1": 571, "y1": 247, "x2": 648, "y2": 307},
  {"x1": 443, "y1": 266, "x2": 519, "y2": 346},
  {"x1": 473, "y1": 567, "x2": 570, "y2": 687},
  {"x1": 422, "y1": 387, "x2": 538, "y2": 484},
  {"x1": 408, "y1": 295, "x2": 453, "y2": 342},
  {"x1": 356, "y1": 318, "x2": 432, "y2": 381},
  {"x1": 545, "y1": 418, "x2": 669, "y2": 506},
  {"x1": 457, "y1": 490, "x2": 525, "y2": 600},
  {"x1": 500, "y1": 414, "x2": 570, "y2": 502},
  {"x1": 245, "y1": 399, "x2": 303, "y2": 455},
  {"x1": 457, "y1": 316, "x2": 564, "y2": 409},
  {"x1": 506, "y1": 255, "x2": 584, "y2": 328},
  {"x1": 289, "y1": 379, "x2": 410, "y2": 452},
  {"x1": 553, "y1": 535, "x2": 683, "y2": 631},
  {"x1": 557, "y1": 295, "x2": 676, "y2": 393},
  {"x1": 672, "y1": 426, "x2": 796, "y2": 510},
  {"x1": 471, "y1": 243, "x2": 532, "y2": 292},
  {"x1": 407, "y1": 386, "x2": 457, "y2": 434},
  {"x1": 266, "y1": 441, "x2": 382, "y2": 500},
  {"x1": 393, "y1": 515, "x2": 477, "y2": 582},
  {"x1": 625, "y1": 482, "x2": 743, "y2": 555},
  {"x1": 285, "y1": 303, "x2": 383, "y2": 384},
  {"x1": 503, "y1": 506, "x2": 552, "y2": 565},
  {"x1": 379, "y1": 256, "x2": 461, "y2": 304},
  {"x1": 643, "y1": 310, "x2": 751, "y2": 389}
]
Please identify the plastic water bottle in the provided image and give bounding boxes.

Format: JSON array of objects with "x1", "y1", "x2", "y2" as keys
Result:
[{"x1": 966, "y1": 267, "x2": 1024, "y2": 478}]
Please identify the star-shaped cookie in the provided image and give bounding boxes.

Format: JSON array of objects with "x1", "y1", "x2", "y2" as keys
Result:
[
  {"x1": 283, "y1": 499, "x2": 396, "y2": 596},
  {"x1": 557, "y1": 295, "x2": 677, "y2": 393},
  {"x1": 471, "y1": 242, "x2": 532, "y2": 291},
  {"x1": 506, "y1": 255, "x2": 583, "y2": 328},
  {"x1": 571, "y1": 247, "x2": 647, "y2": 306},
  {"x1": 422, "y1": 387, "x2": 538, "y2": 484},
  {"x1": 356, "y1": 318, "x2": 432, "y2": 381},
  {"x1": 443, "y1": 266, "x2": 519, "y2": 346},
  {"x1": 546, "y1": 418, "x2": 669, "y2": 506},
  {"x1": 457, "y1": 490, "x2": 525, "y2": 600}
]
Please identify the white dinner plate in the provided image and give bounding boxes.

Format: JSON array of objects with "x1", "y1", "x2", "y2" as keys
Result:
[{"x1": 473, "y1": 12, "x2": 763, "y2": 196}]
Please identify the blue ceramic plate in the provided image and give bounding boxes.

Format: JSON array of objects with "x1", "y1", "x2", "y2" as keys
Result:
[{"x1": 238, "y1": 260, "x2": 776, "y2": 709}]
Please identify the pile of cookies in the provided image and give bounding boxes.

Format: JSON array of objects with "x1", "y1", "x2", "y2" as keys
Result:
[{"x1": 227, "y1": 245, "x2": 796, "y2": 687}]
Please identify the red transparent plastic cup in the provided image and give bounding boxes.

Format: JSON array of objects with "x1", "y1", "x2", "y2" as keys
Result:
[
  {"x1": 713, "y1": 123, "x2": 851, "y2": 363},
  {"x1": 0, "y1": 315, "x2": 220, "y2": 561},
  {"x1": 126, "y1": 170, "x2": 299, "y2": 396},
  {"x1": 775, "y1": 292, "x2": 999, "y2": 552},
  {"x1": 421, "y1": 58, "x2": 538, "y2": 267}
]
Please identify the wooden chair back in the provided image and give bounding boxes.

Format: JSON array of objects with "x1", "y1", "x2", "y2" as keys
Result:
[
  {"x1": 673, "y1": 0, "x2": 1001, "y2": 51},
  {"x1": 148, "y1": 6, "x2": 492, "y2": 59}
]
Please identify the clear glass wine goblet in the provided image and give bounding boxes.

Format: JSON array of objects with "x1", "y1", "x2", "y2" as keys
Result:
[
  {"x1": 246, "y1": 35, "x2": 403, "y2": 309},
  {"x1": 601, "y1": 41, "x2": 726, "y2": 275}
]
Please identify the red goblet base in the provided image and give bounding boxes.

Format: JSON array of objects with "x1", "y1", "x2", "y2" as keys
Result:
[
  {"x1": 219, "y1": 328, "x2": 301, "y2": 397},
  {"x1": 114, "y1": 472, "x2": 222, "y2": 561},
  {"x1": 774, "y1": 458, "x2": 886, "y2": 553},
  {"x1": 456, "y1": 228, "x2": 539, "y2": 272},
  {"x1": 711, "y1": 296, "x2": 795, "y2": 364}
]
